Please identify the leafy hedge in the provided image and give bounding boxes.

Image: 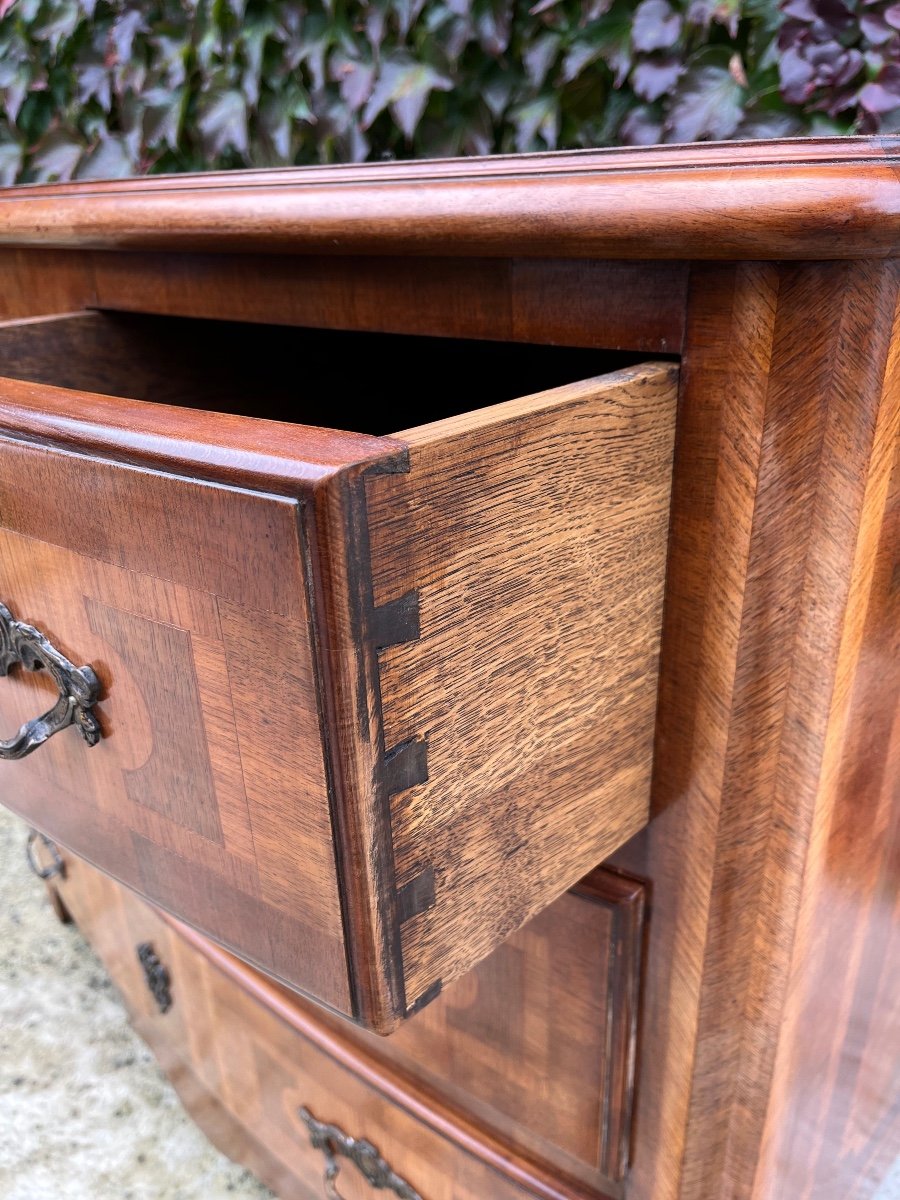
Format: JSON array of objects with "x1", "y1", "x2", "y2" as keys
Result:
[{"x1": 0, "y1": 0, "x2": 897, "y2": 185}]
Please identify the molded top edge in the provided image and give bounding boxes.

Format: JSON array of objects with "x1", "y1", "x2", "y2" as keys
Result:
[{"x1": 0, "y1": 136, "x2": 897, "y2": 260}]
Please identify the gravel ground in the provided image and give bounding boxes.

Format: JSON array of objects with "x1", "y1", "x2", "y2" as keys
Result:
[{"x1": 0, "y1": 806, "x2": 275, "y2": 1200}]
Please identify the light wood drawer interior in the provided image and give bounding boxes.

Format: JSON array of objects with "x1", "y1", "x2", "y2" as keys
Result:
[{"x1": 0, "y1": 310, "x2": 676, "y2": 1032}]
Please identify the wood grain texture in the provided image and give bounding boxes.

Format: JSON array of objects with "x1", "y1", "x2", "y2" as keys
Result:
[
  {"x1": 0, "y1": 338, "x2": 672, "y2": 1031},
  {"x1": 6, "y1": 147, "x2": 897, "y2": 1200},
  {"x1": 611, "y1": 259, "x2": 900, "y2": 1200},
  {"x1": 751, "y1": 274, "x2": 900, "y2": 1200},
  {"x1": 329, "y1": 867, "x2": 644, "y2": 1190},
  {"x1": 366, "y1": 363, "x2": 677, "y2": 1011},
  {"x1": 0, "y1": 458, "x2": 353, "y2": 1009},
  {"x1": 0, "y1": 378, "x2": 396, "y2": 1019},
  {"x1": 0, "y1": 139, "x2": 898, "y2": 259},
  {"x1": 45, "y1": 848, "x2": 640, "y2": 1200},
  {"x1": 88, "y1": 253, "x2": 687, "y2": 354},
  {"x1": 0, "y1": 248, "x2": 95, "y2": 319},
  {"x1": 0, "y1": 242, "x2": 686, "y2": 354}
]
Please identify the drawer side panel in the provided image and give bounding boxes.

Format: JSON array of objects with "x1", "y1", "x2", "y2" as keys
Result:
[{"x1": 367, "y1": 362, "x2": 677, "y2": 1010}]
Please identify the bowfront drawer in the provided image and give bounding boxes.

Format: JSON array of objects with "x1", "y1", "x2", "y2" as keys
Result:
[{"x1": 0, "y1": 311, "x2": 677, "y2": 1032}]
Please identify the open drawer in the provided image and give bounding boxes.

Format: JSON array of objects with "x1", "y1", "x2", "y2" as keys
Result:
[{"x1": 0, "y1": 311, "x2": 676, "y2": 1032}]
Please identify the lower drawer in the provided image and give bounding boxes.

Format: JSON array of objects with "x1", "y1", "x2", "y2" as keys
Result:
[{"x1": 35, "y1": 841, "x2": 644, "y2": 1200}]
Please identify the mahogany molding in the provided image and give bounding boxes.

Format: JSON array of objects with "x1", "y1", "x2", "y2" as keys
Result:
[{"x1": 0, "y1": 138, "x2": 898, "y2": 260}]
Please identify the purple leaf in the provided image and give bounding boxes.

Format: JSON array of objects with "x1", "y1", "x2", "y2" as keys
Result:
[
  {"x1": 632, "y1": 0, "x2": 682, "y2": 51},
  {"x1": 365, "y1": 4, "x2": 387, "y2": 47},
  {"x1": 524, "y1": 32, "x2": 561, "y2": 87},
  {"x1": 686, "y1": 0, "x2": 740, "y2": 36},
  {"x1": 142, "y1": 86, "x2": 186, "y2": 151},
  {"x1": 1, "y1": 63, "x2": 30, "y2": 125},
  {"x1": 332, "y1": 53, "x2": 376, "y2": 110},
  {"x1": 779, "y1": 46, "x2": 816, "y2": 103},
  {"x1": 665, "y1": 63, "x2": 744, "y2": 142},
  {"x1": 559, "y1": 41, "x2": 602, "y2": 84},
  {"x1": 781, "y1": 0, "x2": 818, "y2": 18},
  {"x1": 632, "y1": 55, "x2": 683, "y2": 101},
  {"x1": 583, "y1": 0, "x2": 614, "y2": 16},
  {"x1": 394, "y1": 0, "x2": 428, "y2": 38},
  {"x1": 475, "y1": 0, "x2": 512, "y2": 56},
  {"x1": 257, "y1": 94, "x2": 292, "y2": 160},
  {"x1": 860, "y1": 11, "x2": 894, "y2": 43},
  {"x1": 778, "y1": 18, "x2": 807, "y2": 52},
  {"x1": 820, "y1": 82, "x2": 862, "y2": 114},
  {"x1": 737, "y1": 110, "x2": 804, "y2": 137},
  {"x1": 808, "y1": 0, "x2": 855, "y2": 32},
  {"x1": 620, "y1": 105, "x2": 663, "y2": 143},
  {"x1": 859, "y1": 64, "x2": 900, "y2": 112},
  {"x1": 482, "y1": 74, "x2": 514, "y2": 118},
  {"x1": 832, "y1": 48, "x2": 864, "y2": 87}
]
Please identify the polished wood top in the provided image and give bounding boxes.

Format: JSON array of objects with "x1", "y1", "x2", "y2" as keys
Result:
[{"x1": 0, "y1": 138, "x2": 897, "y2": 260}]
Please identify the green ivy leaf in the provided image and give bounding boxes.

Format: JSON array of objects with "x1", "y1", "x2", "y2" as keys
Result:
[
  {"x1": 510, "y1": 92, "x2": 559, "y2": 150},
  {"x1": 75, "y1": 131, "x2": 133, "y2": 178},
  {"x1": 143, "y1": 84, "x2": 186, "y2": 151},
  {"x1": 0, "y1": 138, "x2": 23, "y2": 184},
  {"x1": 0, "y1": 59, "x2": 32, "y2": 126},
  {"x1": 32, "y1": 3, "x2": 82, "y2": 54},
  {"x1": 362, "y1": 57, "x2": 452, "y2": 138},
  {"x1": 29, "y1": 127, "x2": 83, "y2": 181},
  {"x1": 0, "y1": 0, "x2": 876, "y2": 182},
  {"x1": 524, "y1": 31, "x2": 561, "y2": 88},
  {"x1": 197, "y1": 87, "x2": 248, "y2": 157}
]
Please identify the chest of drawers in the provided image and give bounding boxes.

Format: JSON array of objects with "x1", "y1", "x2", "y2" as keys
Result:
[{"x1": 3, "y1": 137, "x2": 899, "y2": 1200}]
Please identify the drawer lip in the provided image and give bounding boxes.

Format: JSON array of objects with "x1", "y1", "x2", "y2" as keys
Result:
[{"x1": 0, "y1": 368, "x2": 401, "y2": 489}]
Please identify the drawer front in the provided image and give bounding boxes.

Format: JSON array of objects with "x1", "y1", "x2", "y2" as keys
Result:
[
  {"x1": 354, "y1": 869, "x2": 645, "y2": 1185},
  {"x1": 0, "y1": 391, "x2": 391, "y2": 1017},
  {"x1": 0, "y1": 317, "x2": 676, "y2": 1031},
  {"x1": 46, "y1": 850, "x2": 612, "y2": 1200}
]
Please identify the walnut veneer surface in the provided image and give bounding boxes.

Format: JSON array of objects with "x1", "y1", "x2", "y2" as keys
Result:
[{"x1": 0, "y1": 139, "x2": 898, "y2": 1200}]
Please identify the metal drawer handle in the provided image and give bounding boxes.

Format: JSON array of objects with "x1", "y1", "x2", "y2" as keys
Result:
[
  {"x1": 136, "y1": 943, "x2": 173, "y2": 1014},
  {"x1": 26, "y1": 830, "x2": 65, "y2": 880},
  {"x1": 0, "y1": 602, "x2": 101, "y2": 760},
  {"x1": 298, "y1": 1107, "x2": 423, "y2": 1200}
]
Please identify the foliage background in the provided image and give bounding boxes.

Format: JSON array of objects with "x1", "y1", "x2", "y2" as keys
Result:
[{"x1": 0, "y1": 0, "x2": 898, "y2": 185}]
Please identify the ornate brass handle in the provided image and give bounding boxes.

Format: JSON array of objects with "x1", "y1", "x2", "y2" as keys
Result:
[
  {"x1": 0, "y1": 602, "x2": 100, "y2": 760},
  {"x1": 298, "y1": 1108, "x2": 423, "y2": 1200}
]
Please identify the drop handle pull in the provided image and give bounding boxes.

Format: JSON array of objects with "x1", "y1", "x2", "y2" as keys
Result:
[
  {"x1": 0, "y1": 602, "x2": 101, "y2": 760},
  {"x1": 298, "y1": 1107, "x2": 423, "y2": 1200}
]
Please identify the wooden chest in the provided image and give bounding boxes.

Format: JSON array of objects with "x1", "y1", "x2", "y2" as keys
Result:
[{"x1": 3, "y1": 137, "x2": 900, "y2": 1200}]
